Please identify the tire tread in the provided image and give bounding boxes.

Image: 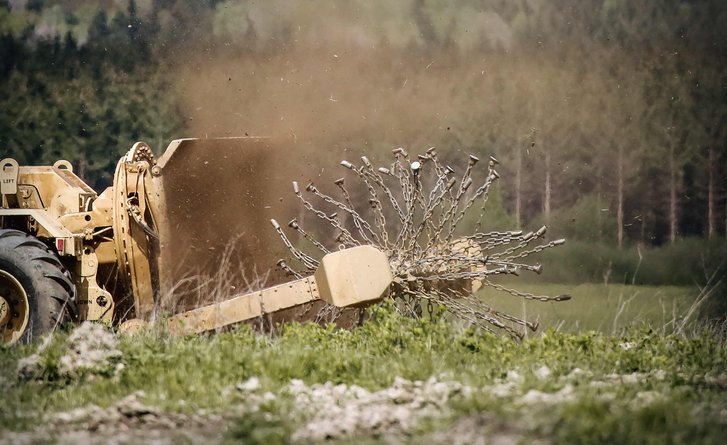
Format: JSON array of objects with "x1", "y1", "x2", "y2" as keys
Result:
[{"x1": 0, "y1": 229, "x2": 77, "y2": 343}]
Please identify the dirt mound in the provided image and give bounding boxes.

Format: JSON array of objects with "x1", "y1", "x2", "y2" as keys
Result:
[
  {"x1": 1, "y1": 392, "x2": 223, "y2": 445},
  {"x1": 287, "y1": 376, "x2": 472, "y2": 441},
  {"x1": 51, "y1": 392, "x2": 215, "y2": 432},
  {"x1": 16, "y1": 322, "x2": 122, "y2": 381},
  {"x1": 59, "y1": 322, "x2": 123, "y2": 378},
  {"x1": 426, "y1": 413, "x2": 550, "y2": 445}
]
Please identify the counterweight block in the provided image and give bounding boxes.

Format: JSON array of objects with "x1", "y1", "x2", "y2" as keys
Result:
[{"x1": 315, "y1": 245, "x2": 393, "y2": 307}]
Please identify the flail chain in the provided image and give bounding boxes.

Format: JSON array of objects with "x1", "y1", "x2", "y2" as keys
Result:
[{"x1": 272, "y1": 147, "x2": 570, "y2": 339}]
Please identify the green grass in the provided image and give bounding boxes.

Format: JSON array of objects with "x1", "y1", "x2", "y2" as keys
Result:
[
  {"x1": 1, "y1": 296, "x2": 725, "y2": 444},
  {"x1": 479, "y1": 283, "x2": 703, "y2": 334}
]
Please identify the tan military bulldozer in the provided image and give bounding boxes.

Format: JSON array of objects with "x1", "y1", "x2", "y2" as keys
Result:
[{"x1": 0, "y1": 138, "x2": 395, "y2": 344}]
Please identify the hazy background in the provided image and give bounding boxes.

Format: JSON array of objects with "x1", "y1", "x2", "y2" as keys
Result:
[{"x1": 1, "y1": 1, "x2": 726, "y2": 307}]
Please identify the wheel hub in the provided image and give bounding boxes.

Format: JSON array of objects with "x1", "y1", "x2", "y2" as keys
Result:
[
  {"x1": 0, "y1": 270, "x2": 30, "y2": 344},
  {"x1": 0, "y1": 295, "x2": 9, "y2": 325}
]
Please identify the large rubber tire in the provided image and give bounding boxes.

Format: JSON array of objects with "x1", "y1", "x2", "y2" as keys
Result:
[{"x1": 0, "y1": 229, "x2": 76, "y2": 344}]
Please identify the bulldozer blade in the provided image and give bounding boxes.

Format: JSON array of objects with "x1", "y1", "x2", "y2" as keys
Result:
[{"x1": 147, "y1": 138, "x2": 296, "y2": 315}]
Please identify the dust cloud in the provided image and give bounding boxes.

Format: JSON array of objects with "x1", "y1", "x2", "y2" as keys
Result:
[
  {"x1": 163, "y1": 49, "x2": 477, "y2": 304},
  {"x1": 161, "y1": 42, "x2": 487, "y2": 302},
  {"x1": 175, "y1": 48, "x2": 464, "y2": 154},
  {"x1": 156, "y1": 10, "x2": 626, "y2": 311}
]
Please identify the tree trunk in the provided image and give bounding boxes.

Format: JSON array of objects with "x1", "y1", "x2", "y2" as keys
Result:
[
  {"x1": 543, "y1": 149, "x2": 551, "y2": 223},
  {"x1": 596, "y1": 178, "x2": 603, "y2": 241},
  {"x1": 77, "y1": 151, "x2": 87, "y2": 182},
  {"x1": 515, "y1": 143, "x2": 522, "y2": 228},
  {"x1": 707, "y1": 146, "x2": 715, "y2": 237},
  {"x1": 617, "y1": 145, "x2": 624, "y2": 247},
  {"x1": 157, "y1": 130, "x2": 164, "y2": 155},
  {"x1": 668, "y1": 144, "x2": 678, "y2": 244}
]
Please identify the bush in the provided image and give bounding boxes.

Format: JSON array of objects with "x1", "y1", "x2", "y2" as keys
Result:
[
  {"x1": 542, "y1": 194, "x2": 619, "y2": 244},
  {"x1": 524, "y1": 237, "x2": 727, "y2": 321},
  {"x1": 458, "y1": 183, "x2": 518, "y2": 234},
  {"x1": 530, "y1": 237, "x2": 727, "y2": 287}
]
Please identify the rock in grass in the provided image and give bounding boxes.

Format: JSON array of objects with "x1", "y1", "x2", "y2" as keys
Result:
[
  {"x1": 288, "y1": 376, "x2": 473, "y2": 441},
  {"x1": 534, "y1": 365, "x2": 552, "y2": 381},
  {"x1": 16, "y1": 353, "x2": 44, "y2": 380},
  {"x1": 16, "y1": 322, "x2": 122, "y2": 381},
  {"x1": 15, "y1": 335, "x2": 53, "y2": 380},
  {"x1": 58, "y1": 322, "x2": 122, "y2": 379}
]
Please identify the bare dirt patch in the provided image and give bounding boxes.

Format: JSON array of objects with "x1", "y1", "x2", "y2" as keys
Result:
[
  {"x1": 16, "y1": 322, "x2": 122, "y2": 381},
  {"x1": 287, "y1": 376, "x2": 473, "y2": 441},
  {"x1": 1, "y1": 392, "x2": 223, "y2": 445}
]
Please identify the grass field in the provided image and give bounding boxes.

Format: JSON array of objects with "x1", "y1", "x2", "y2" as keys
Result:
[
  {"x1": 479, "y1": 283, "x2": 706, "y2": 334},
  {"x1": 0, "y1": 285, "x2": 725, "y2": 444}
]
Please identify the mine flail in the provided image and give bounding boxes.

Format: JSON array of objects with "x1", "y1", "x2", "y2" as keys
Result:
[
  {"x1": 273, "y1": 147, "x2": 570, "y2": 339},
  {"x1": 0, "y1": 136, "x2": 570, "y2": 344}
]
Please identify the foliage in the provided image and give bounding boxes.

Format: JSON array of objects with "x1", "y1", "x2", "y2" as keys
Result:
[
  {"x1": 223, "y1": 411, "x2": 291, "y2": 445},
  {"x1": 0, "y1": 64, "x2": 183, "y2": 188},
  {"x1": 0, "y1": 0, "x2": 182, "y2": 188},
  {"x1": 0, "y1": 0, "x2": 725, "y2": 358},
  {"x1": 542, "y1": 194, "x2": 619, "y2": 243},
  {"x1": 458, "y1": 183, "x2": 518, "y2": 233},
  {"x1": 531, "y1": 237, "x2": 727, "y2": 287},
  {"x1": 0, "y1": 0, "x2": 726, "y2": 241}
]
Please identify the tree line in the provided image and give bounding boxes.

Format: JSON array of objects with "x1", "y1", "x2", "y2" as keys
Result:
[{"x1": 0, "y1": 0, "x2": 725, "y2": 245}]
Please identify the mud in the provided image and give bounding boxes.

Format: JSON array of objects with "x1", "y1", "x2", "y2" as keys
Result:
[
  {"x1": 177, "y1": 48, "x2": 470, "y2": 157},
  {"x1": 162, "y1": 44, "x2": 491, "y2": 319}
]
